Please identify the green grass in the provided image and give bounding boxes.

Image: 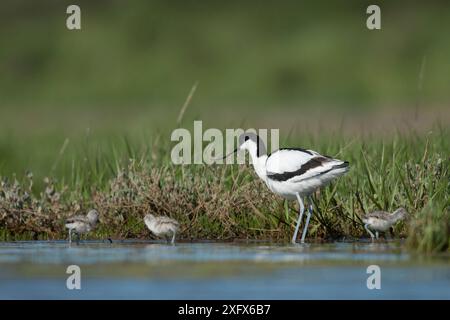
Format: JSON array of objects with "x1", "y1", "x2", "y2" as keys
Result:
[{"x1": 1, "y1": 124, "x2": 448, "y2": 253}]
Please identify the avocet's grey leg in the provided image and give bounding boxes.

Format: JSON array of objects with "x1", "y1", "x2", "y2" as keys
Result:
[
  {"x1": 68, "y1": 229, "x2": 72, "y2": 244},
  {"x1": 171, "y1": 232, "x2": 176, "y2": 245},
  {"x1": 375, "y1": 231, "x2": 379, "y2": 240},
  {"x1": 292, "y1": 193, "x2": 305, "y2": 244},
  {"x1": 300, "y1": 196, "x2": 314, "y2": 243},
  {"x1": 365, "y1": 224, "x2": 375, "y2": 241}
]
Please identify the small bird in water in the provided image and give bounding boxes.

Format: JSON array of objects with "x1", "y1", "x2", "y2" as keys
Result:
[
  {"x1": 65, "y1": 209, "x2": 99, "y2": 244},
  {"x1": 144, "y1": 214, "x2": 179, "y2": 244},
  {"x1": 362, "y1": 207, "x2": 409, "y2": 240}
]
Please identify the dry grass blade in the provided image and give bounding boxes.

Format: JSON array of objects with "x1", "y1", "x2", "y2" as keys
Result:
[{"x1": 176, "y1": 81, "x2": 199, "y2": 126}]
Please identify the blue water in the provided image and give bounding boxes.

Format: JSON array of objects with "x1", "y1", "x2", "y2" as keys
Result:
[{"x1": 0, "y1": 241, "x2": 449, "y2": 299}]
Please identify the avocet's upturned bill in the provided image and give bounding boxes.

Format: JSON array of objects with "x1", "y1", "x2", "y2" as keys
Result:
[{"x1": 222, "y1": 133, "x2": 350, "y2": 243}]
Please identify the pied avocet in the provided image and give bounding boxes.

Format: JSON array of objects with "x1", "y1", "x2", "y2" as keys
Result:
[
  {"x1": 223, "y1": 133, "x2": 350, "y2": 243},
  {"x1": 144, "y1": 214, "x2": 180, "y2": 244},
  {"x1": 65, "y1": 209, "x2": 99, "y2": 244},
  {"x1": 362, "y1": 207, "x2": 409, "y2": 240}
]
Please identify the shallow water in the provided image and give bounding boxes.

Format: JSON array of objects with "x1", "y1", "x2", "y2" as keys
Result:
[{"x1": 0, "y1": 241, "x2": 449, "y2": 299}]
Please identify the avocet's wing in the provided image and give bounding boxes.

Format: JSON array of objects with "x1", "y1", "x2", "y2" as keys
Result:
[
  {"x1": 266, "y1": 148, "x2": 348, "y2": 182},
  {"x1": 156, "y1": 217, "x2": 180, "y2": 228},
  {"x1": 363, "y1": 211, "x2": 390, "y2": 220},
  {"x1": 65, "y1": 215, "x2": 86, "y2": 225}
]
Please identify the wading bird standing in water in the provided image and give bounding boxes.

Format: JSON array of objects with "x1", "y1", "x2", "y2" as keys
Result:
[
  {"x1": 362, "y1": 207, "x2": 409, "y2": 241},
  {"x1": 222, "y1": 133, "x2": 350, "y2": 244},
  {"x1": 65, "y1": 209, "x2": 99, "y2": 244},
  {"x1": 144, "y1": 214, "x2": 179, "y2": 244}
]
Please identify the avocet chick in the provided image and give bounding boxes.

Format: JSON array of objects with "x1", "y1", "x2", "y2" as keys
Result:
[
  {"x1": 65, "y1": 209, "x2": 99, "y2": 244},
  {"x1": 362, "y1": 207, "x2": 409, "y2": 240},
  {"x1": 144, "y1": 214, "x2": 179, "y2": 244}
]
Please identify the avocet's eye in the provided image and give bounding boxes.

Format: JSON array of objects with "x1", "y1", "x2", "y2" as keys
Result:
[{"x1": 244, "y1": 136, "x2": 250, "y2": 141}]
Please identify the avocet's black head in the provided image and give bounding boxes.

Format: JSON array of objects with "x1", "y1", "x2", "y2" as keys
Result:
[
  {"x1": 218, "y1": 132, "x2": 267, "y2": 160},
  {"x1": 238, "y1": 133, "x2": 267, "y2": 157}
]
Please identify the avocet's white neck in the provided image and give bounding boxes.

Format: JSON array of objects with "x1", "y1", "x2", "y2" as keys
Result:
[{"x1": 245, "y1": 142, "x2": 268, "y2": 183}]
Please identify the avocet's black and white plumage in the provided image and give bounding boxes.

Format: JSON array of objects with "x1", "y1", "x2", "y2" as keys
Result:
[{"x1": 224, "y1": 133, "x2": 350, "y2": 243}]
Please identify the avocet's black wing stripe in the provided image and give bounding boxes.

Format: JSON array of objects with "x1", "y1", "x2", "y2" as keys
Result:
[
  {"x1": 267, "y1": 157, "x2": 330, "y2": 182},
  {"x1": 265, "y1": 149, "x2": 319, "y2": 175},
  {"x1": 267, "y1": 159, "x2": 349, "y2": 182},
  {"x1": 293, "y1": 161, "x2": 349, "y2": 181}
]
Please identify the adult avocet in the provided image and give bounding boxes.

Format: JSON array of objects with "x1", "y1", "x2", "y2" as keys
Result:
[
  {"x1": 223, "y1": 133, "x2": 350, "y2": 243},
  {"x1": 65, "y1": 209, "x2": 99, "y2": 244}
]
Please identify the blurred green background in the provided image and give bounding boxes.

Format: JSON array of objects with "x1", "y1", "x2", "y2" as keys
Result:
[{"x1": 0, "y1": 0, "x2": 449, "y2": 180}]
